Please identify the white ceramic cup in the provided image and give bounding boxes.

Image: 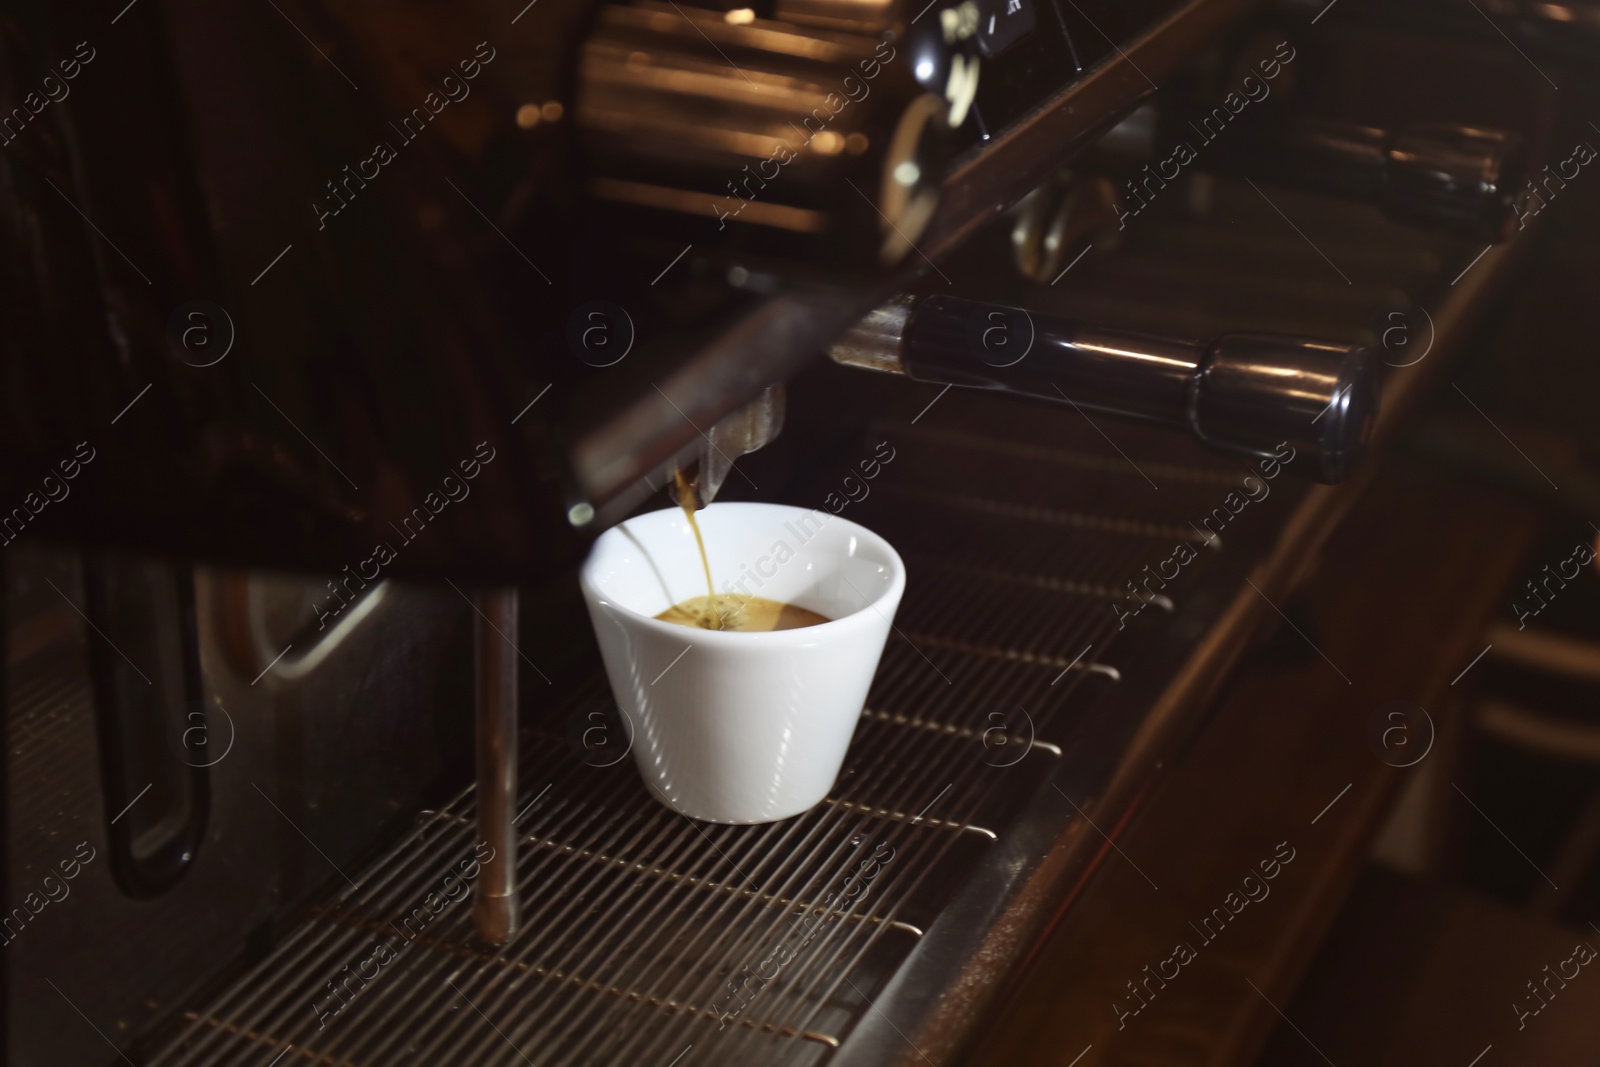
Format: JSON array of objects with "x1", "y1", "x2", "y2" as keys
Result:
[{"x1": 579, "y1": 502, "x2": 905, "y2": 823}]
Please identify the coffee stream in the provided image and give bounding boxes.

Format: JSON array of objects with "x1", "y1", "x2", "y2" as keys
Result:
[
  {"x1": 656, "y1": 470, "x2": 829, "y2": 633},
  {"x1": 677, "y1": 468, "x2": 718, "y2": 608}
]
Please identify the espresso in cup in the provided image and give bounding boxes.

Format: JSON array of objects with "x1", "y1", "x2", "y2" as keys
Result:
[
  {"x1": 664, "y1": 470, "x2": 829, "y2": 633},
  {"x1": 655, "y1": 594, "x2": 829, "y2": 632}
]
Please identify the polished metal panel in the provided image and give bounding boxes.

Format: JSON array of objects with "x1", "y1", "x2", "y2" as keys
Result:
[{"x1": 5, "y1": 557, "x2": 469, "y2": 1066}]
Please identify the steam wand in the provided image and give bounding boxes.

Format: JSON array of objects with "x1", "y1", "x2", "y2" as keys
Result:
[{"x1": 830, "y1": 295, "x2": 1378, "y2": 483}]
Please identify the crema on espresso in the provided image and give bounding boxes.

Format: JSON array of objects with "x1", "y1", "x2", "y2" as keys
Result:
[{"x1": 661, "y1": 471, "x2": 830, "y2": 633}]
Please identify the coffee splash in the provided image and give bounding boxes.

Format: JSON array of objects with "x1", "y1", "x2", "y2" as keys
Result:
[{"x1": 662, "y1": 469, "x2": 829, "y2": 632}]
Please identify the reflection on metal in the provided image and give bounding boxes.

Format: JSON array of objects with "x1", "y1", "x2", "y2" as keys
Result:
[
  {"x1": 1486, "y1": 620, "x2": 1600, "y2": 683},
  {"x1": 819, "y1": 797, "x2": 999, "y2": 839},
  {"x1": 210, "y1": 571, "x2": 392, "y2": 686},
  {"x1": 473, "y1": 587, "x2": 520, "y2": 946},
  {"x1": 590, "y1": 178, "x2": 830, "y2": 233},
  {"x1": 907, "y1": 555, "x2": 1176, "y2": 612},
  {"x1": 829, "y1": 294, "x2": 913, "y2": 376},
  {"x1": 898, "y1": 631, "x2": 1124, "y2": 680},
  {"x1": 1477, "y1": 699, "x2": 1600, "y2": 762},
  {"x1": 577, "y1": 0, "x2": 940, "y2": 263},
  {"x1": 1011, "y1": 174, "x2": 1122, "y2": 283},
  {"x1": 878, "y1": 93, "x2": 949, "y2": 263},
  {"x1": 865, "y1": 706, "x2": 1063, "y2": 755}
]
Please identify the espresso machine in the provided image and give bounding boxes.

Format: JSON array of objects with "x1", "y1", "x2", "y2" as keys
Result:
[{"x1": 0, "y1": 0, "x2": 1580, "y2": 1062}]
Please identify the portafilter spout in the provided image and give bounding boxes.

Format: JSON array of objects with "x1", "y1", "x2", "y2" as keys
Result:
[{"x1": 667, "y1": 384, "x2": 786, "y2": 509}]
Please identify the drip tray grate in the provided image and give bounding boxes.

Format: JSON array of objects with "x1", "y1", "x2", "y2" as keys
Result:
[{"x1": 145, "y1": 402, "x2": 1253, "y2": 1067}]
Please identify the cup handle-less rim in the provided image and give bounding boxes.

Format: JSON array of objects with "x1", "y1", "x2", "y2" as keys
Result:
[{"x1": 579, "y1": 503, "x2": 906, "y2": 645}]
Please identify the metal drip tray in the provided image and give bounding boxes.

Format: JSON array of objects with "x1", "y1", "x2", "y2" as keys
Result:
[{"x1": 145, "y1": 400, "x2": 1256, "y2": 1067}]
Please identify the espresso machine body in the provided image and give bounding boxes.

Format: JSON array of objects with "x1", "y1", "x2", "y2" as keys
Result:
[{"x1": 1, "y1": 0, "x2": 1578, "y2": 1062}]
